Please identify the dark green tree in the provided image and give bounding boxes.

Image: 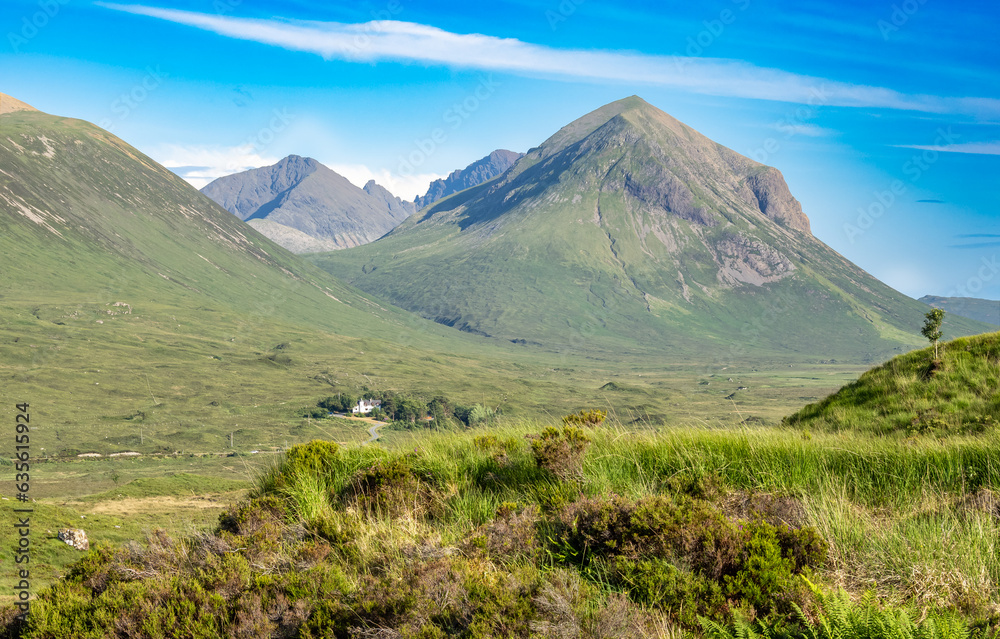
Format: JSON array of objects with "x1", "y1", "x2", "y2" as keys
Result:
[
  {"x1": 318, "y1": 394, "x2": 356, "y2": 413},
  {"x1": 921, "y1": 308, "x2": 945, "y2": 359}
]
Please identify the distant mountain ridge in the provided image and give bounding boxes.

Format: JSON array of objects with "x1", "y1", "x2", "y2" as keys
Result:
[
  {"x1": 921, "y1": 295, "x2": 1000, "y2": 327},
  {"x1": 203, "y1": 151, "x2": 525, "y2": 253},
  {"x1": 201, "y1": 155, "x2": 416, "y2": 253},
  {"x1": 310, "y1": 96, "x2": 992, "y2": 362},
  {"x1": 414, "y1": 149, "x2": 524, "y2": 210}
]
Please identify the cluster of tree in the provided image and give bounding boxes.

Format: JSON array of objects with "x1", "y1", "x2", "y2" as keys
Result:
[
  {"x1": 305, "y1": 389, "x2": 502, "y2": 430},
  {"x1": 315, "y1": 394, "x2": 354, "y2": 413}
]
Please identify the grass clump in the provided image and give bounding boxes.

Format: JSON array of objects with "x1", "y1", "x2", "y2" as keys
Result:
[
  {"x1": 548, "y1": 493, "x2": 826, "y2": 624},
  {"x1": 563, "y1": 409, "x2": 608, "y2": 427}
]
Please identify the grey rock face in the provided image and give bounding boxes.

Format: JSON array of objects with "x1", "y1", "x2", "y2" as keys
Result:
[
  {"x1": 364, "y1": 180, "x2": 417, "y2": 218},
  {"x1": 414, "y1": 149, "x2": 524, "y2": 209},
  {"x1": 202, "y1": 156, "x2": 416, "y2": 252}
]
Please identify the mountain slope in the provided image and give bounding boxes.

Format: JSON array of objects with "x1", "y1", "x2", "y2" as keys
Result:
[
  {"x1": 201, "y1": 155, "x2": 414, "y2": 252},
  {"x1": 414, "y1": 149, "x2": 524, "y2": 209},
  {"x1": 364, "y1": 179, "x2": 417, "y2": 218},
  {"x1": 310, "y1": 96, "x2": 991, "y2": 363},
  {"x1": 1, "y1": 103, "x2": 588, "y2": 455},
  {"x1": 921, "y1": 295, "x2": 1000, "y2": 327}
]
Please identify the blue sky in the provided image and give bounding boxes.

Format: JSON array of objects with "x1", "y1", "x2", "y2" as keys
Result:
[{"x1": 2, "y1": 0, "x2": 998, "y2": 301}]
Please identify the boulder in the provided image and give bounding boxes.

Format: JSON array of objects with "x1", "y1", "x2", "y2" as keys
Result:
[{"x1": 58, "y1": 528, "x2": 89, "y2": 550}]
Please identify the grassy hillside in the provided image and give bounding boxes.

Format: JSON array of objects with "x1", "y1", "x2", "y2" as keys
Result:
[
  {"x1": 4, "y1": 421, "x2": 998, "y2": 637},
  {"x1": 786, "y1": 332, "x2": 1000, "y2": 434}
]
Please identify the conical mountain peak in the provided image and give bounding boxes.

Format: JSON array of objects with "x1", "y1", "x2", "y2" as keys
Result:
[
  {"x1": 460, "y1": 96, "x2": 810, "y2": 235},
  {"x1": 537, "y1": 96, "x2": 686, "y2": 157}
]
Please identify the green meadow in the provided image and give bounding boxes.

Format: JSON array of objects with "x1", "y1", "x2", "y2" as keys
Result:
[{"x1": 6, "y1": 403, "x2": 998, "y2": 637}]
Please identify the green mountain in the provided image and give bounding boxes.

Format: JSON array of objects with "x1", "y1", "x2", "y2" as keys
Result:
[
  {"x1": 0, "y1": 110, "x2": 413, "y2": 340},
  {"x1": 309, "y1": 97, "x2": 991, "y2": 364},
  {"x1": 920, "y1": 295, "x2": 1000, "y2": 327}
]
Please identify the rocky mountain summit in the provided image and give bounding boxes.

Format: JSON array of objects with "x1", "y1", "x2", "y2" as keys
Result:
[
  {"x1": 414, "y1": 149, "x2": 524, "y2": 210},
  {"x1": 201, "y1": 155, "x2": 414, "y2": 252}
]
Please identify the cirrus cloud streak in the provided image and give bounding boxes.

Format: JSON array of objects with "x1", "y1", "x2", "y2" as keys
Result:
[{"x1": 97, "y1": 3, "x2": 1000, "y2": 118}]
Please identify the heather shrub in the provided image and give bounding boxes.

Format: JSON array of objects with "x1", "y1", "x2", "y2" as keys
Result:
[
  {"x1": 216, "y1": 494, "x2": 291, "y2": 560},
  {"x1": 611, "y1": 557, "x2": 726, "y2": 626},
  {"x1": 299, "y1": 556, "x2": 538, "y2": 639},
  {"x1": 563, "y1": 409, "x2": 608, "y2": 427},
  {"x1": 550, "y1": 494, "x2": 826, "y2": 624},
  {"x1": 217, "y1": 494, "x2": 288, "y2": 537},
  {"x1": 552, "y1": 494, "x2": 679, "y2": 560},
  {"x1": 723, "y1": 524, "x2": 800, "y2": 616},
  {"x1": 342, "y1": 456, "x2": 439, "y2": 519},
  {"x1": 530, "y1": 426, "x2": 591, "y2": 481},
  {"x1": 551, "y1": 494, "x2": 744, "y2": 576},
  {"x1": 284, "y1": 439, "x2": 340, "y2": 475},
  {"x1": 477, "y1": 502, "x2": 542, "y2": 562}
]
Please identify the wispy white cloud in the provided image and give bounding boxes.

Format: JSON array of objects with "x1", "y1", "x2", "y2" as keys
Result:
[
  {"x1": 325, "y1": 163, "x2": 446, "y2": 201},
  {"x1": 894, "y1": 141, "x2": 1000, "y2": 156},
  {"x1": 98, "y1": 3, "x2": 1000, "y2": 118},
  {"x1": 153, "y1": 143, "x2": 282, "y2": 189}
]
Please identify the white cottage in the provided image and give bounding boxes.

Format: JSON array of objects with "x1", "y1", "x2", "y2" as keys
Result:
[{"x1": 351, "y1": 399, "x2": 382, "y2": 415}]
